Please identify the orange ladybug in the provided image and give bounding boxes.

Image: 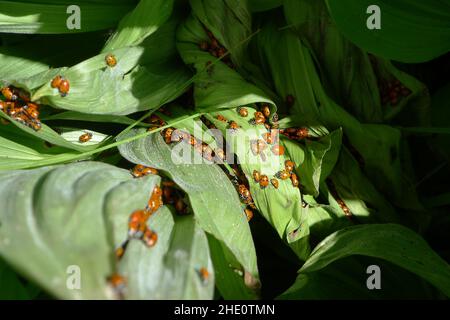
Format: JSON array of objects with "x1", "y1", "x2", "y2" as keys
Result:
[
  {"x1": 285, "y1": 160, "x2": 295, "y2": 173},
  {"x1": 142, "y1": 228, "x2": 158, "y2": 247},
  {"x1": 259, "y1": 175, "x2": 269, "y2": 189},
  {"x1": 147, "y1": 185, "x2": 163, "y2": 213},
  {"x1": 238, "y1": 184, "x2": 252, "y2": 204},
  {"x1": 128, "y1": 209, "x2": 147, "y2": 238},
  {"x1": 23, "y1": 102, "x2": 40, "y2": 119},
  {"x1": 270, "y1": 178, "x2": 279, "y2": 189},
  {"x1": 216, "y1": 114, "x2": 227, "y2": 122},
  {"x1": 78, "y1": 132, "x2": 93, "y2": 143},
  {"x1": 199, "y1": 41, "x2": 209, "y2": 51},
  {"x1": 199, "y1": 267, "x2": 209, "y2": 285},
  {"x1": 276, "y1": 170, "x2": 290, "y2": 180},
  {"x1": 271, "y1": 144, "x2": 284, "y2": 156},
  {"x1": 237, "y1": 106, "x2": 248, "y2": 117},
  {"x1": 261, "y1": 104, "x2": 271, "y2": 118},
  {"x1": 51, "y1": 75, "x2": 63, "y2": 88},
  {"x1": 175, "y1": 198, "x2": 188, "y2": 215},
  {"x1": 253, "y1": 170, "x2": 261, "y2": 183},
  {"x1": 1, "y1": 87, "x2": 17, "y2": 101},
  {"x1": 228, "y1": 121, "x2": 239, "y2": 131},
  {"x1": 59, "y1": 79, "x2": 70, "y2": 97},
  {"x1": 105, "y1": 54, "x2": 117, "y2": 67},
  {"x1": 290, "y1": 173, "x2": 299, "y2": 187},
  {"x1": 244, "y1": 208, "x2": 253, "y2": 221}
]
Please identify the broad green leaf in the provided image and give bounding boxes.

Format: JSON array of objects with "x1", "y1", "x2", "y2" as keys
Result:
[
  {"x1": 255, "y1": 21, "x2": 407, "y2": 207},
  {"x1": 177, "y1": 14, "x2": 273, "y2": 112},
  {"x1": 118, "y1": 129, "x2": 259, "y2": 282},
  {"x1": 42, "y1": 111, "x2": 142, "y2": 126},
  {"x1": 0, "y1": 161, "x2": 163, "y2": 299},
  {"x1": 326, "y1": 0, "x2": 450, "y2": 62},
  {"x1": 207, "y1": 235, "x2": 259, "y2": 300},
  {"x1": 189, "y1": 0, "x2": 252, "y2": 66},
  {"x1": 284, "y1": 0, "x2": 429, "y2": 123},
  {"x1": 112, "y1": 207, "x2": 214, "y2": 300},
  {"x1": 103, "y1": 0, "x2": 174, "y2": 51},
  {"x1": 0, "y1": 1, "x2": 133, "y2": 34},
  {"x1": 283, "y1": 129, "x2": 342, "y2": 196},
  {"x1": 286, "y1": 224, "x2": 450, "y2": 298},
  {"x1": 0, "y1": 112, "x2": 99, "y2": 152},
  {"x1": 205, "y1": 109, "x2": 309, "y2": 261},
  {"x1": 0, "y1": 131, "x2": 82, "y2": 170}
]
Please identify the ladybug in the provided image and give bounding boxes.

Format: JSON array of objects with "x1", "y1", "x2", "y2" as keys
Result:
[
  {"x1": 244, "y1": 208, "x2": 253, "y2": 221},
  {"x1": 297, "y1": 128, "x2": 309, "y2": 139},
  {"x1": 201, "y1": 144, "x2": 213, "y2": 161},
  {"x1": 1, "y1": 87, "x2": 17, "y2": 101},
  {"x1": 128, "y1": 209, "x2": 147, "y2": 238},
  {"x1": 199, "y1": 267, "x2": 210, "y2": 285},
  {"x1": 214, "y1": 148, "x2": 225, "y2": 161},
  {"x1": 216, "y1": 114, "x2": 227, "y2": 122},
  {"x1": 253, "y1": 170, "x2": 261, "y2": 183},
  {"x1": 51, "y1": 75, "x2": 63, "y2": 88},
  {"x1": 23, "y1": 102, "x2": 39, "y2": 119},
  {"x1": 259, "y1": 175, "x2": 269, "y2": 189},
  {"x1": 253, "y1": 111, "x2": 266, "y2": 125},
  {"x1": 162, "y1": 186, "x2": 175, "y2": 204},
  {"x1": 286, "y1": 94, "x2": 295, "y2": 107},
  {"x1": 171, "y1": 129, "x2": 184, "y2": 143},
  {"x1": 199, "y1": 41, "x2": 209, "y2": 51},
  {"x1": 261, "y1": 104, "x2": 271, "y2": 118},
  {"x1": 189, "y1": 135, "x2": 198, "y2": 146},
  {"x1": 276, "y1": 170, "x2": 290, "y2": 180},
  {"x1": 59, "y1": 78, "x2": 70, "y2": 97},
  {"x1": 147, "y1": 185, "x2": 163, "y2": 213},
  {"x1": 175, "y1": 198, "x2": 188, "y2": 215},
  {"x1": 271, "y1": 144, "x2": 284, "y2": 156},
  {"x1": 108, "y1": 273, "x2": 126, "y2": 292},
  {"x1": 210, "y1": 38, "x2": 219, "y2": 49},
  {"x1": 105, "y1": 54, "x2": 117, "y2": 67},
  {"x1": 238, "y1": 184, "x2": 252, "y2": 204},
  {"x1": 270, "y1": 178, "x2": 279, "y2": 189},
  {"x1": 115, "y1": 240, "x2": 129, "y2": 260},
  {"x1": 257, "y1": 139, "x2": 267, "y2": 152},
  {"x1": 262, "y1": 131, "x2": 273, "y2": 144},
  {"x1": 237, "y1": 106, "x2": 248, "y2": 117},
  {"x1": 162, "y1": 127, "x2": 174, "y2": 144},
  {"x1": 78, "y1": 132, "x2": 93, "y2": 143},
  {"x1": 285, "y1": 160, "x2": 295, "y2": 173},
  {"x1": 228, "y1": 121, "x2": 239, "y2": 131},
  {"x1": 290, "y1": 173, "x2": 299, "y2": 188},
  {"x1": 142, "y1": 228, "x2": 158, "y2": 247}
]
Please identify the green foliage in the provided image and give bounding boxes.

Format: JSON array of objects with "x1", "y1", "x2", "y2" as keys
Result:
[{"x1": 0, "y1": 0, "x2": 449, "y2": 300}]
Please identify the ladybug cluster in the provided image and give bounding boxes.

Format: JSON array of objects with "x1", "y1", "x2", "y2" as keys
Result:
[
  {"x1": 279, "y1": 127, "x2": 311, "y2": 141},
  {"x1": 252, "y1": 160, "x2": 299, "y2": 191},
  {"x1": 161, "y1": 180, "x2": 190, "y2": 215},
  {"x1": 0, "y1": 86, "x2": 42, "y2": 131},
  {"x1": 161, "y1": 127, "x2": 226, "y2": 163},
  {"x1": 327, "y1": 179, "x2": 352, "y2": 218},
  {"x1": 50, "y1": 75, "x2": 70, "y2": 97},
  {"x1": 199, "y1": 27, "x2": 234, "y2": 69},
  {"x1": 232, "y1": 166, "x2": 256, "y2": 222},
  {"x1": 378, "y1": 78, "x2": 412, "y2": 106}
]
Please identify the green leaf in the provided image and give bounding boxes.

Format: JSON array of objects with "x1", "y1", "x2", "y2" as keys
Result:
[
  {"x1": 118, "y1": 129, "x2": 260, "y2": 283},
  {"x1": 283, "y1": 129, "x2": 342, "y2": 196},
  {"x1": 284, "y1": 224, "x2": 450, "y2": 298},
  {"x1": 103, "y1": 0, "x2": 174, "y2": 51},
  {"x1": 325, "y1": 0, "x2": 450, "y2": 62},
  {"x1": 207, "y1": 235, "x2": 259, "y2": 299},
  {"x1": 115, "y1": 208, "x2": 214, "y2": 299},
  {"x1": 0, "y1": 160, "x2": 214, "y2": 299},
  {"x1": 0, "y1": 0, "x2": 133, "y2": 34},
  {"x1": 0, "y1": 258, "x2": 31, "y2": 299}
]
